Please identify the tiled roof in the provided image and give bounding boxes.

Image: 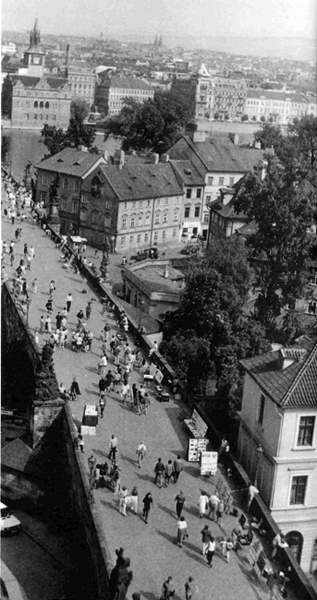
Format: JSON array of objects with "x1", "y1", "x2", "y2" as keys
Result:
[
  {"x1": 169, "y1": 159, "x2": 205, "y2": 186},
  {"x1": 100, "y1": 162, "x2": 183, "y2": 201},
  {"x1": 247, "y1": 89, "x2": 309, "y2": 103},
  {"x1": 174, "y1": 136, "x2": 264, "y2": 174},
  {"x1": 11, "y1": 75, "x2": 68, "y2": 90},
  {"x1": 127, "y1": 263, "x2": 184, "y2": 296},
  {"x1": 35, "y1": 149, "x2": 104, "y2": 177},
  {"x1": 1, "y1": 438, "x2": 32, "y2": 471},
  {"x1": 109, "y1": 76, "x2": 153, "y2": 91},
  {"x1": 240, "y1": 339, "x2": 317, "y2": 408},
  {"x1": 213, "y1": 199, "x2": 248, "y2": 219}
]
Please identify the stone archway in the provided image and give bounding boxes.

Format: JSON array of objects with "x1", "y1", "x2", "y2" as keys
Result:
[{"x1": 286, "y1": 531, "x2": 303, "y2": 564}]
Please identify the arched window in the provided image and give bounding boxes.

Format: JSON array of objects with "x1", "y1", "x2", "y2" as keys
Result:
[
  {"x1": 80, "y1": 207, "x2": 87, "y2": 222},
  {"x1": 34, "y1": 101, "x2": 38, "y2": 108},
  {"x1": 174, "y1": 207, "x2": 180, "y2": 222},
  {"x1": 155, "y1": 210, "x2": 161, "y2": 225},
  {"x1": 145, "y1": 212, "x2": 151, "y2": 224},
  {"x1": 91, "y1": 210, "x2": 100, "y2": 225},
  {"x1": 286, "y1": 531, "x2": 303, "y2": 564},
  {"x1": 130, "y1": 213, "x2": 136, "y2": 228},
  {"x1": 138, "y1": 212, "x2": 143, "y2": 226},
  {"x1": 163, "y1": 209, "x2": 168, "y2": 223},
  {"x1": 121, "y1": 214, "x2": 128, "y2": 229},
  {"x1": 39, "y1": 101, "x2": 44, "y2": 109},
  {"x1": 104, "y1": 213, "x2": 111, "y2": 228},
  {"x1": 91, "y1": 176, "x2": 103, "y2": 198},
  {"x1": 45, "y1": 101, "x2": 49, "y2": 109}
]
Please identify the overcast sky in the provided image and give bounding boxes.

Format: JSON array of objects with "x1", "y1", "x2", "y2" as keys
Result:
[{"x1": 2, "y1": 0, "x2": 316, "y2": 39}]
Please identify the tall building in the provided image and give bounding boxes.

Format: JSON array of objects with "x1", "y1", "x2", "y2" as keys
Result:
[
  {"x1": 245, "y1": 90, "x2": 317, "y2": 124},
  {"x1": 1, "y1": 20, "x2": 71, "y2": 129},
  {"x1": 95, "y1": 75, "x2": 154, "y2": 116}
]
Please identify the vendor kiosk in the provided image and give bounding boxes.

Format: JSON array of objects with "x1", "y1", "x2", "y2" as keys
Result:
[
  {"x1": 81, "y1": 404, "x2": 98, "y2": 435},
  {"x1": 184, "y1": 409, "x2": 209, "y2": 462}
]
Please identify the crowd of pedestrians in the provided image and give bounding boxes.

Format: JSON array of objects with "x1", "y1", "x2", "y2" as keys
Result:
[{"x1": 2, "y1": 169, "x2": 257, "y2": 600}]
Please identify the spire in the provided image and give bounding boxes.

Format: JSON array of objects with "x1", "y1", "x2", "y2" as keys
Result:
[
  {"x1": 158, "y1": 34, "x2": 162, "y2": 47},
  {"x1": 154, "y1": 34, "x2": 158, "y2": 47},
  {"x1": 29, "y1": 18, "x2": 41, "y2": 49}
]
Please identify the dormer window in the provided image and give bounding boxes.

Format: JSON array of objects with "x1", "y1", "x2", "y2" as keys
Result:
[{"x1": 91, "y1": 176, "x2": 103, "y2": 198}]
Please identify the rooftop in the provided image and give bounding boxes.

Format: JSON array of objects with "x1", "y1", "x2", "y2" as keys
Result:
[
  {"x1": 35, "y1": 148, "x2": 105, "y2": 177},
  {"x1": 104, "y1": 75, "x2": 153, "y2": 91},
  {"x1": 240, "y1": 338, "x2": 317, "y2": 408},
  {"x1": 100, "y1": 162, "x2": 183, "y2": 201},
  {"x1": 125, "y1": 260, "x2": 184, "y2": 296}
]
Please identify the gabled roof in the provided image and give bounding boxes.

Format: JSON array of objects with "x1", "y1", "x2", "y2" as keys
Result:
[
  {"x1": 100, "y1": 162, "x2": 183, "y2": 201},
  {"x1": 35, "y1": 149, "x2": 105, "y2": 177},
  {"x1": 107, "y1": 76, "x2": 153, "y2": 91},
  {"x1": 169, "y1": 159, "x2": 205, "y2": 186},
  {"x1": 240, "y1": 338, "x2": 317, "y2": 408},
  {"x1": 1, "y1": 438, "x2": 32, "y2": 471},
  {"x1": 11, "y1": 75, "x2": 69, "y2": 90},
  {"x1": 169, "y1": 136, "x2": 264, "y2": 175}
]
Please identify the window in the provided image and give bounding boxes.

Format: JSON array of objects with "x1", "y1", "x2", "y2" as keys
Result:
[
  {"x1": 205, "y1": 195, "x2": 211, "y2": 204},
  {"x1": 155, "y1": 211, "x2": 160, "y2": 225},
  {"x1": 81, "y1": 194, "x2": 88, "y2": 204},
  {"x1": 34, "y1": 114, "x2": 37, "y2": 120},
  {"x1": 104, "y1": 213, "x2": 111, "y2": 228},
  {"x1": 40, "y1": 192, "x2": 46, "y2": 203},
  {"x1": 203, "y1": 213, "x2": 209, "y2": 224},
  {"x1": 297, "y1": 416, "x2": 315, "y2": 446},
  {"x1": 138, "y1": 213, "x2": 143, "y2": 226},
  {"x1": 144, "y1": 232, "x2": 149, "y2": 242},
  {"x1": 122, "y1": 215, "x2": 127, "y2": 229},
  {"x1": 26, "y1": 113, "x2": 29, "y2": 120},
  {"x1": 290, "y1": 475, "x2": 307, "y2": 505},
  {"x1": 139, "y1": 201, "x2": 143, "y2": 208},
  {"x1": 45, "y1": 101, "x2": 49, "y2": 109},
  {"x1": 219, "y1": 177, "x2": 224, "y2": 185},
  {"x1": 156, "y1": 199, "x2": 161, "y2": 206},
  {"x1": 184, "y1": 206, "x2": 190, "y2": 218},
  {"x1": 74, "y1": 180, "x2": 80, "y2": 192},
  {"x1": 72, "y1": 201, "x2": 79, "y2": 214},
  {"x1": 63, "y1": 178, "x2": 69, "y2": 190},
  {"x1": 91, "y1": 176, "x2": 102, "y2": 198},
  {"x1": 137, "y1": 234, "x2": 141, "y2": 243},
  {"x1": 42, "y1": 174, "x2": 48, "y2": 185},
  {"x1": 196, "y1": 188, "x2": 202, "y2": 198},
  {"x1": 165, "y1": 198, "x2": 168, "y2": 205},
  {"x1": 132, "y1": 201, "x2": 136, "y2": 208},
  {"x1": 131, "y1": 214, "x2": 136, "y2": 228},
  {"x1": 163, "y1": 210, "x2": 168, "y2": 223},
  {"x1": 80, "y1": 208, "x2": 87, "y2": 221},
  {"x1": 257, "y1": 394, "x2": 265, "y2": 425},
  {"x1": 154, "y1": 231, "x2": 158, "y2": 241},
  {"x1": 34, "y1": 101, "x2": 38, "y2": 109},
  {"x1": 121, "y1": 236, "x2": 126, "y2": 248},
  {"x1": 229, "y1": 177, "x2": 234, "y2": 186},
  {"x1": 91, "y1": 210, "x2": 99, "y2": 224},
  {"x1": 40, "y1": 101, "x2": 44, "y2": 109},
  {"x1": 186, "y1": 188, "x2": 192, "y2": 199},
  {"x1": 207, "y1": 176, "x2": 213, "y2": 185},
  {"x1": 61, "y1": 199, "x2": 67, "y2": 211},
  {"x1": 306, "y1": 301, "x2": 317, "y2": 315},
  {"x1": 173, "y1": 228, "x2": 177, "y2": 237},
  {"x1": 194, "y1": 206, "x2": 200, "y2": 218},
  {"x1": 162, "y1": 230, "x2": 166, "y2": 240},
  {"x1": 129, "y1": 235, "x2": 134, "y2": 244},
  {"x1": 286, "y1": 531, "x2": 303, "y2": 564},
  {"x1": 124, "y1": 202, "x2": 128, "y2": 210},
  {"x1": 53, "y1": 115, "x2": 56, "y2": 121}
]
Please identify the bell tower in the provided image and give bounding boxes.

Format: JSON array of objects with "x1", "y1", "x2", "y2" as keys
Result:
[{"x1": 23, "y1": 19, "x2": 45, "y2": 77}]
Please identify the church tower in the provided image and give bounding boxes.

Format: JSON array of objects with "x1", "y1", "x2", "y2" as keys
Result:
[{"x1": 23, "y1": 19, "x2": 45, "y2": 77}]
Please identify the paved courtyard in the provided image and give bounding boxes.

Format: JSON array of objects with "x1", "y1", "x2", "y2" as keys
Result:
[{"x1": 2, "y1": 211, "x2": 279, "y2": 600}]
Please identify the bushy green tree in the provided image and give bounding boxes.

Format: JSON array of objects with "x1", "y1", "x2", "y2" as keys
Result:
[{"x1": 41, "y1": 99, "x2": 96, "y2": 156}]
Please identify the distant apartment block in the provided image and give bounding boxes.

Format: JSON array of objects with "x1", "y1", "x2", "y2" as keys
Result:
[
  {"x1": 66, "y1": 58, "x2": 96, "y2": 108},
  {"x1": 245, "y1": 90, "x2": 317, "y2": 124},
  {"x1": 95, "y1": 75, "x2": 154, "y2": 116}
]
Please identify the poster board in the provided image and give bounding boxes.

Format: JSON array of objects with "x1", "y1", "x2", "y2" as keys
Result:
[
  {"x1": 200, "y1": 451, "x2": 218, "y2": 475},
  {"x1": 188, "y1": 438, "x2": 209, "y2": 462},
  {"x1": 150, "y1": 364, "x2": 164, "y2": 384},
  {"x1": 191, "y1": 409, "x2": 208, "y2": 438},
  {"x1": 81, "y1": 404, "x2": 98, "y2": 435}
]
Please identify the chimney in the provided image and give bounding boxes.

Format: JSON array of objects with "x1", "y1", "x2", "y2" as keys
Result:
[
  {"x1": 163, "y1": 265, "x2": 169, "y2": 278},
  {"x1": 161, "y1": 153, "x2": 169, "y2": 163},
  {"x1": 185, "y1": 121, "x2": 198, "y2": 139},
  {"x1": 103, "y1": 149, "x2": 108, "y2": 162},
  {"x1": 150, "y1": 153, "x2": 159, "y2": 164},
  {"x1": 65, "y1": 43, "x2": 70, "y2": 77},
  {"x1": 79, "y1": 145, "x2": 88, "y2": 152},
  {"x1": 254, "y1": 140, "x2": 261, "y2": 149},
  {"x1": 193, "y1": 130, "x2": 206, "y2": 143},
  {"x1": 119, "y1": 150, "x2": 125, "y2": 168}
]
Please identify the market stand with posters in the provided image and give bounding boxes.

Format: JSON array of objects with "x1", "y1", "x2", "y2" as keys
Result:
[{"x1": 184, "y1": 409, "x2": 209, "y2": 462}]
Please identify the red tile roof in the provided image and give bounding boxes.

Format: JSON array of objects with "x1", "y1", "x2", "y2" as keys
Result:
[{"x1": 240, "y1": 339, "x2": 317, "y2": 408}]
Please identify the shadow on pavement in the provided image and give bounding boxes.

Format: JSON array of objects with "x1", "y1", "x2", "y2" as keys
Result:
[
  {"x1": 120, "y1": 453, "x2": 138, "y2": 467},
  {"x1": 157, "y1": 503, "x2": 176, "y2": 519},
  {"x1": 155, "y1": 529, "x2": 175, "y2": 545},
  {"x1": 139, "y1": 591, "x2": 157, "y2": 600}
]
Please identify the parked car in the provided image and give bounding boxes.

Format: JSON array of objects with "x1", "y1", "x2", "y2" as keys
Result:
[
  {"x1": 0, "y1": 502, "x2": 22, "y2": 535},
  {"x1": 180, "y1": 245, "x2": 199, "y2": 256}
]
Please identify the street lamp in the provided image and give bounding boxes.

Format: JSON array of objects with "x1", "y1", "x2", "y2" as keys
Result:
[
  {"x1": 138, "y1": 300, "x2": 145, "y2": 331},
  {"x1": 255, "y1": 444, "x2": 263, "y2": 487}
]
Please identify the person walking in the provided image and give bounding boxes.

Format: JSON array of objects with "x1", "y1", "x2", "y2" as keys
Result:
[
  {"x1": 142, "y1": 492, "x2": 153, "y2": 524},
  {"x1": 114, "y1": 344, "x2": 121, "y2": 366},
  {"x1": 175, "y1": 491, "x2": 186, "y2": 519},
  {"x1": 32, "y1": 278, "x2": 38, "y2": 294},
  {"x1": 99, "y1": 377, "x2": 107, "y2": 400},
  {"x1": 118, "y1": 487, "x2": 128, "y2": 516},
  {"x1": 247, "y1": 482, "x2": 259, "y2": 510},
  {"x1": 99, "y1": 397, "x2": 106, "y2": 418},
  {"x1": 208, "y1": 492, "x2": 220, "y2": 521},
  {"x1": 176, "y1": 516, "x2": 188, "y2": 548},
  {"x1": 39, "y1": 315, "x2": 45, "y2": 334},
  {"x1": 205, "y1": 537, "x2": 216, "y2": 567},
  {"x1": 154, "y1": 458, "x2": 165, "y2": 488},
  {"x1": 173, "y1": 455, "x2": 183, "y2": 483},
  {"x1": 66, "y1": 293, "x2": 73, "y2": 313},
  {"x1": 45, "y1": 314, "x2": 52, "y2": 333},
  {"x1": 220, "y1": 537, "x2": 234, "y2": 563},
  {"x1": 88, "y1": 454, "x2": 97, "y2": 474},
  {"x1": 130, "y1": 486, "x2": 139, "y2": 514},
  {"x1": 85, "y1": 301, "x2": 92, "y2": 320},
  {"x1": 136, "y1": 441, "x2": 147, "y2": 468},
  {"x1": 201, "y1": 525, "x2": 213, "y2": 555},
  {"x1": 164, "y1": 460, "x2": 174, "y2": 487},
  {"x1": 120, "y1": 381, "x2": 130, "y2": 406},
  {"x1": 184, "y1": 577, "x2": 198, "y2": 600},
  {"x1": 113, "y1": 369, "x2": 121, "y2": 393},
  {"x1": 10, "y1": 252, "x2": 15, "y2": 267},
  {"x1": 109, "y1": 435, "x2": 118, "y2": 462},
  {"x1": 161, "y1": 576, "x2": 175, "y2": 600},
  {"x1": 216, "y1": 498, "x2": 225, "y2": 526},
  {"x1": 198, "y1": 491, "x2": 209, "y2": 519}
]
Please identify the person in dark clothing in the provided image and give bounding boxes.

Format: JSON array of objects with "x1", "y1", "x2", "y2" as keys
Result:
[
  {"x1": 154, "y1": 458, "x2": 165, "y2": 488},
  {"x1": 173, "y1": 455, "x2": 183, "y2": 483},
  {"x1": 45, "y1": 298, "x2": 53, "y2": 313},
  {"x1": 85, "y1": 301, "x2": 92, "y2": 320},
  {"x1": 175, "y1": 491, "x2": 186, "y2": 519},
  {"x1": 142, "y1": 493, "x2": 153, "y2": 523},
  {"x1": 99, "y1": 397, "x2": 106, "y2": 418},
  {"x1": 105, "y1": 370, "x2": 114, "y2": 391},
  {"x1": 109, "y1": 549, "x2": 133, "y2": 600},
  {"x1": 55, "y1": 312, "x2": 63, "y2": 329},
  {"x1": 70, "y1": 377, "x2": 81, "y2": 395},
  {"x1": 99, "y1": 377, "x2": 107, "y2": 399}
]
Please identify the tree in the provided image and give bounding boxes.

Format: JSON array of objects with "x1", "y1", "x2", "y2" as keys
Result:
[
  {"x1": 234, "y1": 157, "x2": 316, "y2": 333},
  {"x1": 160, "y1": 237, "x2": 270, "y2": 407},
  {"x1": 288, "y1": 115, "x2": 317, "y2": 183},
  {"x1": 241, "y1": 114, "x2": 248, "y2": 122},
  {"x1": 41, "y1": 98, "x2": 96, "y2": 156},
  {"x1": 101, "y1": 90, "x2": 193, "y2": 154}
]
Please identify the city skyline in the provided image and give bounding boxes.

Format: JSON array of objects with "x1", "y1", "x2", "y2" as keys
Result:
[{"x1": 2, "y1": 0, "x2": 316, "y2": 41}]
